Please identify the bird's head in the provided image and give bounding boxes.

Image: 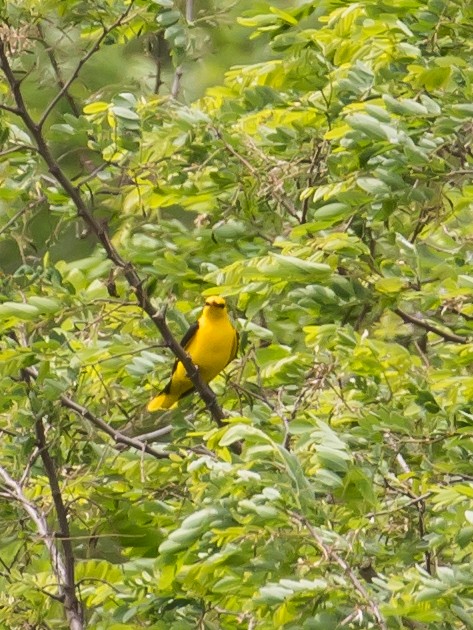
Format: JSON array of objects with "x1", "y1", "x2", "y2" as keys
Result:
[{"x1": 203, "y1": 295, "x2": 227, "y2": 318}]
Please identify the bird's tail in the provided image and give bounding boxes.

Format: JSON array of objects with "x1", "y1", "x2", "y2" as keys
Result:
[{"x1": 147, "y1": 391, "x2": 179, "y2": 411}]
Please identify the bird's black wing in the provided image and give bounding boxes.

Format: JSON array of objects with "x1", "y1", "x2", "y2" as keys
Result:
[
  {"x1": 228, "y1": 329, "x2": 239, "y2": 364},
  {"x1": 169, "y1": 320, "x2": 199, "y2": 376},
  {"x1": 180, "y1": 320, "x2": 200, "y2": 350},
  {"x1": 160, "y1": 320, "x2": 199, "y2": 399},
  {"x1": 159, "y1": 320, "x2": 199, "y2": 397}
]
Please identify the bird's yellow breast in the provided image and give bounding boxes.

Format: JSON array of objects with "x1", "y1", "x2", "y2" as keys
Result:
[{"x1": 172, "y1": 312, "x2": 237, "y2": 387}]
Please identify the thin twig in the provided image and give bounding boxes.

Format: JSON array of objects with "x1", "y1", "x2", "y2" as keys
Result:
[
  {"x1": 0, "y1": 144, "x2": 37, "y2": 157},
  {"x1": 170, "y1": 0, "x2": 193, "y2": 98},
  {"x1": 37, "y1": 24, "x2": 81, "y2": 117},
  {"x1": 0, "y1": 195, "x2": 46, "y2": 237},
  {"x1": 293, "y1": 514, "x2": 388, "y2": 630},
  {"x1": 300, "y1": 140, "x2": 327, "y2": 224},
  {"x1": 0, "y1": 102, "x2": 20, "y2": 114},
  {"x1": 148, "y1": 32, "x2": 165, "y2": 94},
  {"x1": 214, "y1": 127, "x2": 257, "y2": 174},
  {"x1": 38, "y1": 3, "x2": 136, "y2": 128},
  {"x1": 366, "y1": 492, "x2": 432, "y2": 519},
  {"x1": 23, "y1": 367, "x2": 169, "y2": 459},
  {"x1": 215, "y1": 126, "x2": 300, "y2": 219},
  {"x1": 384, "y1": 434, "x2": 433, "y2": 575}
]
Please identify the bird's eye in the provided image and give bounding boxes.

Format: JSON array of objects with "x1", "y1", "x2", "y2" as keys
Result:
[{"x1": 205, "y1": 300, "x2": 225, "y2": 308}]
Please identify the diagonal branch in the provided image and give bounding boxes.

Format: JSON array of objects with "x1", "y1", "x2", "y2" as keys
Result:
[
  {"x1": 37, "y1": 24, "x2": 81, "y2": 118},
  {"x1": 0, "y1": 102, "x2": 20, "y2": 114},
  {"x1": 0, "y1": 41, "x2": 229, "y2": 433},
  {"x1": 38, "y1": 3, "x2": 136, "y2": 128},
  {"x1": 394, "y1": 307, "x2": 468, "y2": 344},
  {"x1": 293, "y1": 513, "x2": 388, "y2": 630},
  {"x1": 23, "y1": 367, "x2": 169, "y2": 459}
]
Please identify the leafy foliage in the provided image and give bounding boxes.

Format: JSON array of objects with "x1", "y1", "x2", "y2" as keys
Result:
[{"x1": 2, "y1": 0, "x2": 473, "y2": 628}]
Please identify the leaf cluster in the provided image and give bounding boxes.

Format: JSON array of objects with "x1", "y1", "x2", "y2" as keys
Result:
[{"x1": 2, "y1": 0, "x2": 473, "y2": 628}]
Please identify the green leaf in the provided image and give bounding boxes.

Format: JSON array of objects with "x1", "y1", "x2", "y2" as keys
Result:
[
  {"x1": 383, "y1": 95, "x2": 430, "y2": 116},
  {"x1": 0, "y1": 302, "x2": 40, "y2": 320},
  {"x1": 257, "y1": 254, "x2": 331, "y2": 281},
  {"x1": 375, "y1": 277, "x2": 406, "y2": 293},
  {"x1": 357, "y1": 177, "x2": 391, "y2": 195},
  {"x1": 27, "y1": 297, "x2": 62, "y2": 313},
  {"x1": 112, "y1": 106, "x2": 140, "y2": 121},
  {"x1": 311, "y1": 202, "x2": 351, "y2": 225},
  {"x1": 157, "y1": 9, "x2": 181, "y2": 26},
  {"x1": 218, "y1": 423, "x2": 269, "y2": 446},
  {"x1": 347, "y1": 113, "x2": 399, "y2": 142}
]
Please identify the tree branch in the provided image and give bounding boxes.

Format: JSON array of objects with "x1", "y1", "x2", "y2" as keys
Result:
[
  {"x1": 37, "y1": 24, "x2": 81, "y2": 118},
  {"x1": 170, "y1": 0, "x2": 193, "y2": 99},
  {"x1": 35, "y1": 416, "x2": 83, "y2": 628},
  {"x1": 0, "y1": 465, "x2": 84, "y2": 630},
  {"x1": 38, "y1": 3, "x2": 136, "y2": 128},
  {"x1": 214, "y1": 127, "x2": 300, "y2": 220},
  {"x1": 293, "y1": 514, "x2": 388, "y2": 630},
  {"x1": 0, "y1": 102, "x2": 20, "y2": 114},
  {"x1": 384, "y1": 433, "x2": 433, "y2": 575},
  {"x1": 0, "y1": 41, "x2": 230, "y2": 435},
  {"x1": 23, "y1": 367, "x2": 169, "y2": 459},
  {"x1": 394, "y1": 308, "x2": 468, "y2": 344},
  {"x1": 185, "y1": 0, "x2": 194, "y2": 22},
  {"x1": 171, "y1": 65, "x2": 183, "y2": 99}
]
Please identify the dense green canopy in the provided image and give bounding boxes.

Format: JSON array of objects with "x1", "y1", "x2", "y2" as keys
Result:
[{"x1": 1, "y1": 0, "x2": 473, "y2": 628}]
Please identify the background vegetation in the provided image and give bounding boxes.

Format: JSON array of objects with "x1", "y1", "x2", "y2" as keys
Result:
[{"x1": 1, "y1": 0, "x2": 473, "y2": 628}]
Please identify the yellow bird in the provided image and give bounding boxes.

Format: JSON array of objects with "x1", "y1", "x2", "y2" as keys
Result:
[{"x1": 148, "y1": 296, "x2": 238, "y2": 411}]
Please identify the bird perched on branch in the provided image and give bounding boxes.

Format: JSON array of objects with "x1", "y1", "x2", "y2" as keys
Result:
[{"x1": 147, "y1": 295, "x2": 238, "y2": 411}]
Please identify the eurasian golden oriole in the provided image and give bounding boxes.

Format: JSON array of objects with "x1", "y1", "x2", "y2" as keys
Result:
[{"x1": 147, "y1": 296, "x2": 238, "y2": 411}]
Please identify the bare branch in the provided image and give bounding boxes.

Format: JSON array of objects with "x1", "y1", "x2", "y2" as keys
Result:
[
  {"x1": 147, "y1": 32, "x2": 165, "y2": 94},
  {"x1": 35, "y1": 416, "x2": 83, "y2": 628},
  {"x1": 384, "y1": 434, "x2": 433, "y2": 575},
  {"x1": 170, "y1": 0, "x2": 193, "y2": 98},
  {"x1": 0, "y1": 195, "x2": 46, "y2": 237},
  {"x1": 135, "y1": 425, "x2": 173, "y2": 441},
  {"x1": 38, "y1": 3, "x2": 136, "y2": 128},
  {"x1": 366, "y1": 492, "x2": 432, "y2": 519},
  {"x1": 171, "y1": 65, "x2": 183, "y2": 99},
  {"x1": 61, "y1": 393, "x2": 171, "y2": 456},
  {"x1": 0, "y1": 465, "x2": 84, "y2": 630},
  {"x1": 0, "y1": 102, "x2": 20, "y2": 114},
  {"x1": 394, "y1": 307, "x2": 468, "y2": 344},
  {"x1": 214, "y1": 126, "x2": 300, "y2": 220},
  {"x1": 37, "y1": 24, "x2": 81, "y2": 118},
  {"x1": 186, "y1": 0, "x2": 194, "y2": 22},
  {"x1": 23, "y1": 367, "x2": 169, "y2": 459}
]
